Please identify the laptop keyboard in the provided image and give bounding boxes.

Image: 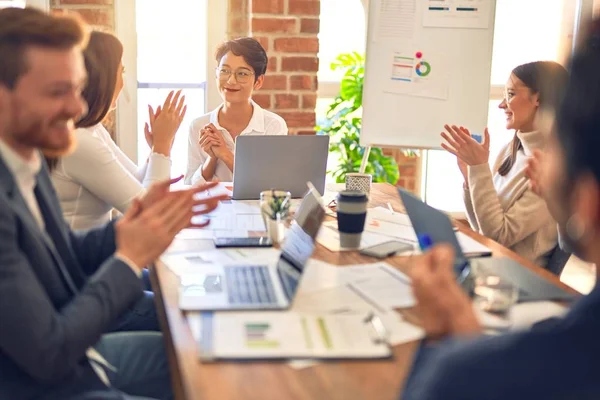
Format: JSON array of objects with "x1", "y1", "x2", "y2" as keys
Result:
[{"x1": 225, "y1": 265, "x2": 277, "y2": 306}]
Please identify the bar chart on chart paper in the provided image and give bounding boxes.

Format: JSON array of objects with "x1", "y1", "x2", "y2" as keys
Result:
[
  {"x1": 386, "y1": 48, "x2": 450, "y2": 100},
  {"x1": 245, "y1": 322, "x2": 280, "y2": 349},
  {"x1": 209, "y1": 313, "x2": 392, "y2": 359},
  {"x1": 391, "y1": 53, "x2": 415, "y2": 82}
]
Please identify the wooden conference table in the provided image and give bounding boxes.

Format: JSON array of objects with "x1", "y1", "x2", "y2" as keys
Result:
[{"x1": 150, "y1": 183, "x2": 579, "y2": 400}]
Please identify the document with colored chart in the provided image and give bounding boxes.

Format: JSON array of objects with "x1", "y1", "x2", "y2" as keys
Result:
[{"x1": 196, "y1": 312, "x2": 391, "y2": 361}]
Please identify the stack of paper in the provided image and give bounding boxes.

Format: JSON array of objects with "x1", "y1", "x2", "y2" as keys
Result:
[
  {"x1": 287, "y1": 261, "x2": 421, "y2": 369},
  {"x1": 197, "y1": 312, "x2": 392, "y2": 360},
  {"x1": 317, "y1": 222, "x2": 406, "y2": 252},
  {"x1": 183, "y1": 260, "x2": 425, "y2": 368},
  {"x1": 295, "y1": 262, "x2": 416, "y2": 312},
  {"x1": 185, "y1": 197, "x2": 268, "y2": 240},
  {"x1": 318, "y1": 206, "x2": 492, "y2": 257},
  {"x1": 164, "y1": 247, "x2": 280, "y2": 276}
]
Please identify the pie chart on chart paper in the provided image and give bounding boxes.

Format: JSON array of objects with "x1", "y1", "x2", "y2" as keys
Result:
[{"x1": 415, "y1": 61, "x2": 431, "y2": 77}]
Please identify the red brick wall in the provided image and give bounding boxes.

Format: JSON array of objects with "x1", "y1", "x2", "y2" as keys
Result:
[
  {"x1": 51, "y1": 0, "x2": 114, "y2": 29},
  {"x1": 230, "y1": 0, "x2": 320, "y2": 135}
]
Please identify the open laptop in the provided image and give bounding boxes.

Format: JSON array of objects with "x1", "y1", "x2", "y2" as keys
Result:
[
  {"x1": 398, "y1": 189, "x2": 577, "y2": 302},
  {"x1": 232, "y1": 135, "x2": 329, "y2": 200},
  {"x1": 167, "y1": 185, "x2": 326, "y2": 311}
]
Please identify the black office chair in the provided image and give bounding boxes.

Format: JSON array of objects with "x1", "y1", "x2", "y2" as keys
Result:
[{"x1": 545, "y1": 245, "x2": 571, "y2": 276}]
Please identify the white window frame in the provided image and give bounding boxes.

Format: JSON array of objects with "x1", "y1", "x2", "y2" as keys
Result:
[
  {"x1": 0, "y1": 0, "x2": 48, "y2": 10},
  {"x1": 318, "y1": 0, "x2": 369, "y2": 99},
  {"x1": 114, "y1": 0, "x2": 227, "y2": 162}
]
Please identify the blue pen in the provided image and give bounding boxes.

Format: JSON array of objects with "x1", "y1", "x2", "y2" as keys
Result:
[
  {"x1": 417, "y1": 233, "x2": 433, "y2": 251},
  {"x1": 471, "y1": 134, "x2": 483, "y2": 144}
]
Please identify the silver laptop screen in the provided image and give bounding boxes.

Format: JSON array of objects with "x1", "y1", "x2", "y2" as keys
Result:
[{"x1": 276, "y1": 189, "x2": 326, "y2": 300}]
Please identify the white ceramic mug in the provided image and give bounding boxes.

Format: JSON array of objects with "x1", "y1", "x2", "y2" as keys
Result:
[{"x1": 345, "y1": 173, "x2": 372, "y2": 196}]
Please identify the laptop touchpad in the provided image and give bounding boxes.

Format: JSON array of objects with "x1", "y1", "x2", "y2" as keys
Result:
[
  {"x1": 202, "y1": 275, "x2": 223, "y2": 293},
  {"x1": 181, "y1": 274, "x2": 223, "y2": 295}
]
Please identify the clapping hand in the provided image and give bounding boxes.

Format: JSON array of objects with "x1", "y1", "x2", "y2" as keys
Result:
[
  {"x1": 199, "y1": 123, "x2": 225, "y2": 158},
  {"x1": 441, "y1": 125, "x2": 490, "y2": 166},
  {"x1": 144, "y1": 104, "x2": 161, "y2": 149},
  {"x1": 144, "y1": 90, "x2": 187, "y2": 155},
  {"x1": 139, "y1": 175, "x2": 227, "y2": 229},
  {"x1": 115, "y1": 178, "x2": 227, "y2": 270}
]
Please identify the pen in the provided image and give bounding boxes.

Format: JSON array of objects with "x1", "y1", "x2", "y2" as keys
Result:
[
  {"x1": 417, "y1": 233, "x2": 433, "y2": 251},
  {"x1": 387, "y1": 202, "x2": 395, "y2": 214},
  {"x1": 466, "y1": 251, "x2": 492, "y2": 258}
]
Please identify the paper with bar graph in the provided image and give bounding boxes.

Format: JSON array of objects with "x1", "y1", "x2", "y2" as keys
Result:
[
  {"x1": 423, "y1": 0, "x2": 491, "y2": 29},
  {"x1": 197, "y1": 312, "x2": 391, "y2": 360}
]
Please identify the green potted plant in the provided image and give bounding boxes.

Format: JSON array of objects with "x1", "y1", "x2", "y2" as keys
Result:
[
  {"x1": 318, "y1": 52, "x2": 405, "y2": 184},
  {"x1": 259, "y1": 190, "x2": 291, "y2": 244}
]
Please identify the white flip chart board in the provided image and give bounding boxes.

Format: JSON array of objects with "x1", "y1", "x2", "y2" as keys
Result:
[{"x1": 361, "y1": 0, "x2": 497, "y2": 149}]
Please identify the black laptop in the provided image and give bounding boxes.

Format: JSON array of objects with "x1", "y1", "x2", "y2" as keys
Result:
[{"x1": 398, "y1": 189, "x2": 577, "y2": 302}]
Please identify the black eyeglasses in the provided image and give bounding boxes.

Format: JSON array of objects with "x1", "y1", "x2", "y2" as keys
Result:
[{"x1": 216, "y1": 67, "x2": 255, "y2": 83}]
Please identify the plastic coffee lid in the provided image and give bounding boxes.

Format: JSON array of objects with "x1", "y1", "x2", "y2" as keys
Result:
[{"x1": 337, "y1": 190, "x2": 368, "y2": 202}]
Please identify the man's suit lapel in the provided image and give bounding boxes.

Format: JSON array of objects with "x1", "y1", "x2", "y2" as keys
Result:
[
  {"x1": 35, "y1": 166, "x2": 87, "y2": 289},
  {"x1": 0, "y1": 156, "x2": 80, "y2": 294}
]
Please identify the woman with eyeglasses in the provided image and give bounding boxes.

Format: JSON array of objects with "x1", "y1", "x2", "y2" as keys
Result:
[
  {"x1": 440, "y1": 61, "x2": 567, "y2": 268},
  {"x1": 185, "y1": 37, "x2": 288, "y2": 185}
]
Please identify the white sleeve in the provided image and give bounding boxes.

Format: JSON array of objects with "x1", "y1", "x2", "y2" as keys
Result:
[
  {"x1": 101, "y1": 131, "x2": 171, "y2": 187},
  {"x1": 185, "y1": 121, "x2": 206, "y2": 185},
  {"x1": 141, "y1": 153, "x2": 171, "y2": 187},
  {"x1": 463, "y1": 184, "x2": 480, "y2": 232},
  {"x1": 190, "y1": 167, "x2": 208, "y2": 185},
  {"x1": 60, "y1": 133, "x2": 145, "y2": 214},
  {"x1": 265, "y1": 116, "x2": 288, "y2": 136}
]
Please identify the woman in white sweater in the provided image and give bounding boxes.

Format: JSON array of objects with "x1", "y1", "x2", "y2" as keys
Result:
[
  {"x1": 441, "y1": 61, "x2": 568, "y2": 267},
  {"x1": 185, "y1": 37, "x2": 287, "y2": 185},
  {"x1": 49, "y1": 31, "x2": 186, "y2": 230}
]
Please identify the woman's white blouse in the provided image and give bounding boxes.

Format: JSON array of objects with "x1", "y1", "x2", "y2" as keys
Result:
[
  {"x1": 185, "y1": 100, "x2": 288, "y2": 185},
  {"x1": 51, "y1": 124, "x2": 171, "y2": 230}
]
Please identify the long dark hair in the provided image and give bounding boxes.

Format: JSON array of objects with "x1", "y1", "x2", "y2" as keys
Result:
[
  {"x1": 46, "y1": 31, "x2": 123, "y2": 170},
  {"x1": 497, "y1": 61, "x2": 568, "y2": 176}
]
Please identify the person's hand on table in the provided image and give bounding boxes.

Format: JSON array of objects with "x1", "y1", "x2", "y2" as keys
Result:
[
  {"x1": 441, "y1": 124, "x2": 490, "y2": 167},
  {"x1": 408, "y1": 244, "x2": 482, "y2": 339}
]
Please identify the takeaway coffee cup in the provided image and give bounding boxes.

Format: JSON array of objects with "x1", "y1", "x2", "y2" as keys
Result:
[{"x1": 336, "y1": 190, "x2": 369, "y2": 249}]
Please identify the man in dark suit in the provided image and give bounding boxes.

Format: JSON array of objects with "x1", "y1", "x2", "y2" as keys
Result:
[{"x1": 0, "y1": 7, "x2": 224, "y2": 399}]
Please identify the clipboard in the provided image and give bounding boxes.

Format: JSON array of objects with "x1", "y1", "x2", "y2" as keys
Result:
[{"x1": 197, "y1": 311, "x2": 392, "y2": 361}]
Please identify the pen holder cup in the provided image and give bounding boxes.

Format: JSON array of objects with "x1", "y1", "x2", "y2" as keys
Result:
[{"x1": 345, "y1": 173, "x2": 372, "y2": 196}]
